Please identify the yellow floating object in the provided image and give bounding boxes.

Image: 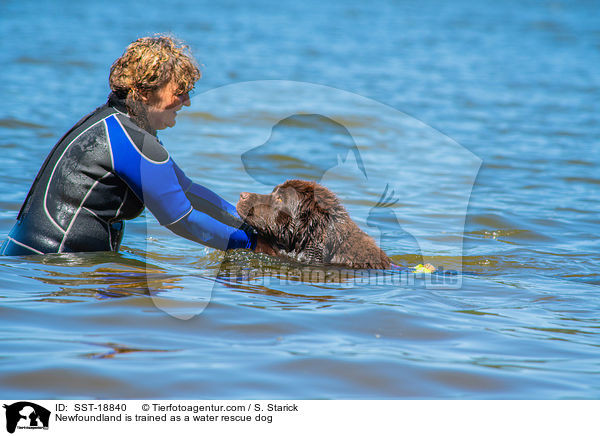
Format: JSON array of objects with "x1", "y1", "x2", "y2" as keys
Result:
[{"x1": 412, "y1": 264, "x2": 435, "y2": 274}]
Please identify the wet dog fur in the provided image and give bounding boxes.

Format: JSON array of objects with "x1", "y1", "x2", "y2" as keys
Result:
[{"x1": 237, "y1": 180, "x2": 390, "y2": 269}]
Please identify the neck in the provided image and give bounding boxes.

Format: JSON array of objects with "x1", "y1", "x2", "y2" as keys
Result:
[{"x1": 107, "y1": 92, "x2": 157, "y2": 136}]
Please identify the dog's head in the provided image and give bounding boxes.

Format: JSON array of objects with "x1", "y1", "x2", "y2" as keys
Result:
[{"x1": 237, "y1": 180, "x2": 347, "y2": 262}]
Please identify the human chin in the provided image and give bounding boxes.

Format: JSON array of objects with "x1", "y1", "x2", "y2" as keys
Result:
[
  {"x1": 158, "y1": 111, "x2": 177, "y2": 130},
  {"x1": 166, "y1": 112, "x2": 177, "y2": 127}
]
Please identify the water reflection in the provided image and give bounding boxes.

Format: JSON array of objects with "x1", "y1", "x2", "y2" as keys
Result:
[
  {"x1": 10, "y1": 251, "x2": 184, "y2": 301},
  {"x1": 80, "y1": 342, "x2": 177, "y2": 360}
]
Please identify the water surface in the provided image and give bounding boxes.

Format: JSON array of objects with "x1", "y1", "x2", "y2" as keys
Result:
[{"x1": 0, "y1": 0, "x2": 598, "y2": 399}]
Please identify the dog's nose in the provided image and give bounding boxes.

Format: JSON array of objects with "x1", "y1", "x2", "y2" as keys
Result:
[{"x1": 240, "y1": 192, "x2": 250, "y2": 200}]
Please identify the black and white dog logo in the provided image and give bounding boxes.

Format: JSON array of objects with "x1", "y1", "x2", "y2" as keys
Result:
[{"x1": 3, "y1": 402, "x2": 50, "y2": 434}]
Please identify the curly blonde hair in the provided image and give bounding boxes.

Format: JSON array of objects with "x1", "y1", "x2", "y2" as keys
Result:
[{"x1": 109, "y1": 35, "x2": 201, "y2": 101}]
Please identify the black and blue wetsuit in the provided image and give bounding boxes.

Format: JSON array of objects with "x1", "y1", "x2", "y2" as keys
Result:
[{"x1": 1, "y1": 93, "x2": 256, "y2": 255}]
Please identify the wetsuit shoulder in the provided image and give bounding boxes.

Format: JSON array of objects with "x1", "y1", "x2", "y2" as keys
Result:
[{"x1": 112, "y1": 114, "x2": 169, "y2": 163}]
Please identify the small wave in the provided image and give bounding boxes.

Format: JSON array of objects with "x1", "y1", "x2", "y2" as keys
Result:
[
  {"x1": 15, "y1": 56, "x2": 94, "y2": 69},
  {"x1": 0, "y1": 118, "x2": 47, "y2": 130},
  {"x1": 562, "y1": 176, "x2": 600, "y2": 186},
  {"x1": 181, "y1": 111, "x2": 224, "y2": 122},
  {"x1": 466, "y1": 228, "x2": 552, "y2": 243},
  {"x1": 565, "y1": 160, "x2": 594, "y2": 167}
]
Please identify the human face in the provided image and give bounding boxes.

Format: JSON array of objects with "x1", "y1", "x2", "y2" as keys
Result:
[{"x1": 143, "y1": 81, "x2": 191, "y2": 131}]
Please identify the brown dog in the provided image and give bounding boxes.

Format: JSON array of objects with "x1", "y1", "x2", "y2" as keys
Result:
[{"x1": 237, "y1": 180, "x2": 390, "y2": 269}]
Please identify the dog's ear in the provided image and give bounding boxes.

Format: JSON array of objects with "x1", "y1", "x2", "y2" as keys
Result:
[
  {"x1": 281, "y1": 180, "x2": 348, "y2": 263},
  {"x1": 292, "y1": 185, "x2": 330, "y2": 256},
  {"x1": 311, "y1": 184, "x2": 342, "y2": 216},
  {"x1": 275, "y1": 210, "x2": 295, "y2": 248},
  {"x1": 295, "y1": 183, "x2": 347, "y2": 263},
  {"x1": 296, "y1": 193, "x2": 328, "y2": 243},
  {"x1": 310, "y1": 185, "x2": 353, "y2": 263}
]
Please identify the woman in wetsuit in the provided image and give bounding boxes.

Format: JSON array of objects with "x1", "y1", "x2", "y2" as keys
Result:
[{"x1": 1, "y1": 35, "x2": 258, "y2": 256}]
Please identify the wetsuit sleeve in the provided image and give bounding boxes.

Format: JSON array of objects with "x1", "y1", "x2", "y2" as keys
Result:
[
  {"x1": 106, "y1": 115, "x2": 256, "y2": 250},
  {"x1": 171, "y1": 162, "x2": 257, "y2": 249},
  {"x1": 172, "y1": 162, "x2": 243, "y2": 226},
  {"x1": 166, "y1": 208, "x2": 256, "y2": 250}
]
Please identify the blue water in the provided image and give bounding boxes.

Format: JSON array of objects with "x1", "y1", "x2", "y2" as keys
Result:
[{"x1": 0, "y1": 0, "x2": 599, "y2": 399}]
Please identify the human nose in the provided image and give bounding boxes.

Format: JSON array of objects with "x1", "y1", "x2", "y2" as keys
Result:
[{"x1": 179, "y1": 92, "x2": 191, "y2": 106}]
